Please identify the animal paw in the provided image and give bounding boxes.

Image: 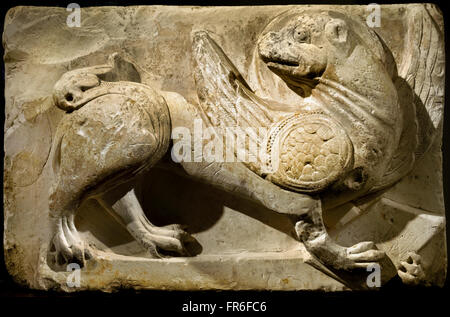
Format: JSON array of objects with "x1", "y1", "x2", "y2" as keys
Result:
[
  {"x1": 398, "y1": 252, "x2": 426, "y2": 285},
  {"x1": 127, "y1": 219, "x2": 196, "y2": 258},
  {"x1": 299, "y1": 229, "x2": 386, "y2": 271},
  {"x1": 48, "y1": 215, "x2": 92, "y2": 270},
  {"x1": 344, "y1": 241, "x2": 386, "y2": 269}
]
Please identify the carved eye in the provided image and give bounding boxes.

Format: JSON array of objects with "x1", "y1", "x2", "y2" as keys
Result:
[
  {"x1": 294, "y1": 28, "x2": 310, "y2": 43},
  {"x1": 65, "y1": 93, "x2": 73, "y2": 102}
]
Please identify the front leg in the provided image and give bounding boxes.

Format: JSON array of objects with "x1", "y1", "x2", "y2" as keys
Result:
[
  {"x1": 295, "y1": 220, "x2": 385, "y2": 270},
  {"x1": 181, "y1": 161, "x2": 320, "y2": 217},
  {"x1": 294, "y1": 203, "x2": 400, "y2": 289}
]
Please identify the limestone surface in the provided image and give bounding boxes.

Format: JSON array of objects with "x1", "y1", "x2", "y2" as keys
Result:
[{"x1": 3, "y1": 4, "x2": 446, "y2": 291}]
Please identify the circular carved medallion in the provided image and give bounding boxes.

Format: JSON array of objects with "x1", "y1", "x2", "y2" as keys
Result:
[{"x1": 264, "y1": 112, "x2": 354, "y2": 193}]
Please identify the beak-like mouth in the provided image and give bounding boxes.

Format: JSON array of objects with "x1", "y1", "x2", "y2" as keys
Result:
[
  {"x1": 266, "y1": 61, "x2": 299, "y2": 73},
  {"x1": 264, "y1": 60, "x2": 323, "y2": 97},
  {"x1": 264, "y1": 57, "x2": 323, "y2": 79},
  {"x1": 259, "y1": 52, "x2": 299, "y2": 69}
]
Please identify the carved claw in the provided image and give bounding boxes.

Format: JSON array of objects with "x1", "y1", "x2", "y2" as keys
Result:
[
  {"x1": 295, "y1": 221, "x2": 386, "y2": 271},
  {"x1": 398, "y1": 252, "x2": 426, "y2": 285},
  {"x1": 345, "y1": 241, "x2": 386, "y2": 269},
  {"x1": 127, "y1": 218, "x2": 195, "y2": 258},
  {"x1": 48, "y1": 215, "x2": 92, "y2": 270}
]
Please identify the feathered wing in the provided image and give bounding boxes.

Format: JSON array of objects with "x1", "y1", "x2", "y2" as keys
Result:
[
  {"x1": 374, "y1": 5, "x2": 445, "y2": 191},
  {"x1": 399, "y1": 4, "x2": 445, "y2": 135},
  {"x1": 192, "y1": 31, "x2": 279, "y2": 173}
]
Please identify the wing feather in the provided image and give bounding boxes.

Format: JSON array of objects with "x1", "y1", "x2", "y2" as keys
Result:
[
  {"x1": 192, "y1": 31, "x2": 279, "y2": 171},
  {"x1": 373, "y1": 5, "x2": 444, "y2": 191},
  {"x1": 400, "y1": 5, "x2": 444, "y2": 134}
]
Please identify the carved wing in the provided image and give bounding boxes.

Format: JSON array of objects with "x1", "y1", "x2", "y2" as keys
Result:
[
  {"x1": 399, "y1": 4, "x2": 445, "y2": 137},
  {"x1": 192, "y1": 31, "x2": 278, "y2": 173},
  {"x1": 374, "y1": 5, "x2": 444, "y2": 191},
  {"x1": 192, "y1": 31, "x2": 275, "y2": 129},
  {"x1": 192, "y1": 31, "x2": 354, "y2": 193}
]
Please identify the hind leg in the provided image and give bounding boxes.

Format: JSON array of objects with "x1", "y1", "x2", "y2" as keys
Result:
[{"x1": 97, "y1": 187, "x2": 194, "y2": 257}]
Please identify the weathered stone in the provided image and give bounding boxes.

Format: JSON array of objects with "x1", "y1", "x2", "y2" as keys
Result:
[{"x1": 3, "y1": 4, "x2": 446, "y2": 291}]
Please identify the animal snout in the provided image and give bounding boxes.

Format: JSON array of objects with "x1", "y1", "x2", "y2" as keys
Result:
[
  {"x1": 64, "y1": 88, "x2": 82, "y2": 103},
  {"x1": 53, "y1": 88, "x2": 82, "y2": 111},
  {"x1": 258, "y1": 32, "x2": 300, "y2": 66},
  {"x1": 258, "y1": 32, "x2": 281, "y2": 62},
  {"x1": 53, "y1": 70, "x2": 103, "y2": 111}
]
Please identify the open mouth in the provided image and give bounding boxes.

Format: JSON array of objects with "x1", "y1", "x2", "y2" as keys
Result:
[
  {"x1": 267, "y1": 61, "x2": 299, "y2": 74},
  {"x1": 266, "y1": 61, "x2": 321, "y2": 83},
  {"x1": 265, "y1": 57, "x2": 323, "y2": 78},
  {"x1": 264, "y1": 60, "x2": 323, "y2": 97}
]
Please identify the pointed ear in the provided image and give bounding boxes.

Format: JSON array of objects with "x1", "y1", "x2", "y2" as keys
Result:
[
  {"x1": 102, "y1": 53, "x2": 141, "y2": 83},
  {"x1": 81, "y1": 53, "x2": 120, "y2": 76},
  {"x1": 89, "y1": 65, "x2": 114, "y2": 75},
  {"x1": 82, "y1": 64, "x2": 113, "y2": 76},
  {"x1": 84, "y1": 53, "x2": 141, "y2": 83},
  {"x1": 325, "y1": 19, "x2": 348, "y2": 44}
]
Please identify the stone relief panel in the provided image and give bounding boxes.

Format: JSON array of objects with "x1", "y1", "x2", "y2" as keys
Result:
[{"x1": 3, "y1": 4, "x2": 446, "y2": 291}]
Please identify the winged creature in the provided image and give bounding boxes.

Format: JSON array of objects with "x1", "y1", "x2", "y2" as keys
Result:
[{"x1": 48, "y1": 7, "x2": 443, "y2": 286}]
